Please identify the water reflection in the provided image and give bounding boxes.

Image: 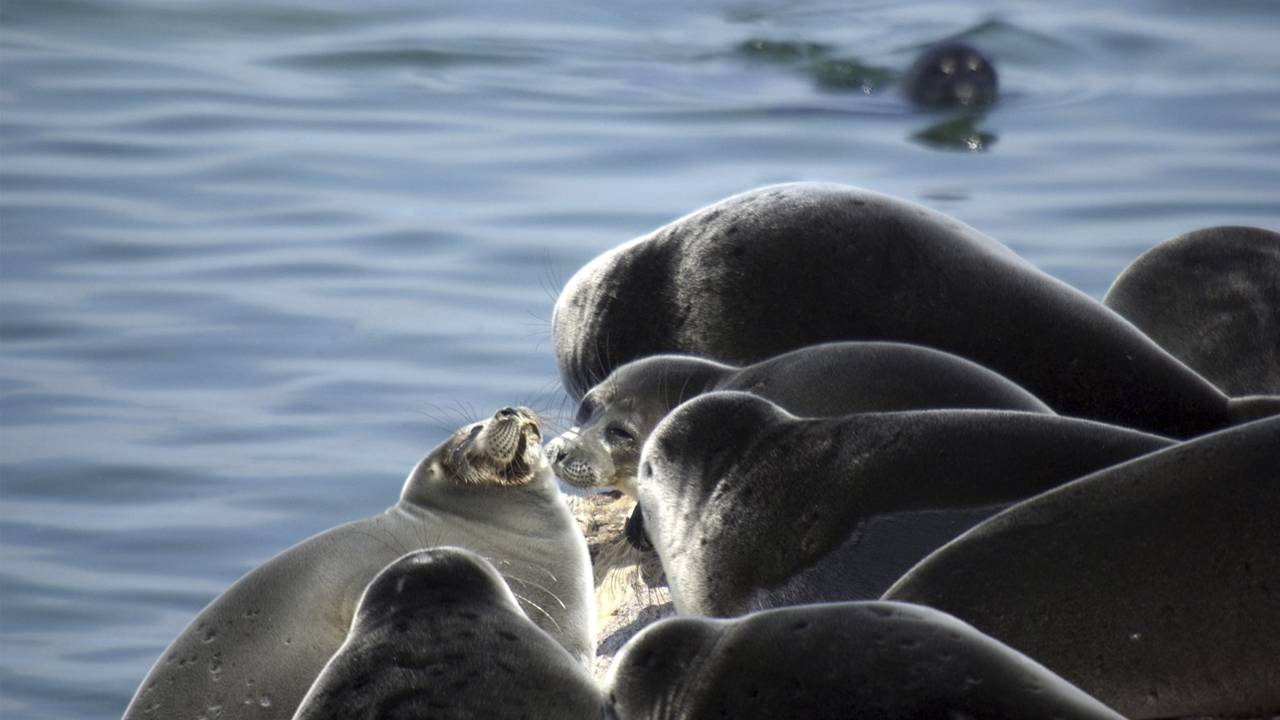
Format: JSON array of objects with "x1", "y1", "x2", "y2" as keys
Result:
[{"x1": 911, "y1": 114, "x2": 998, "y2": 152}]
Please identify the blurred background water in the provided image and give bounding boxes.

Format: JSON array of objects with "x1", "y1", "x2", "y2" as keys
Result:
[{"x1": 1, "y1": 0, "x2": 1278, "y2": 716}]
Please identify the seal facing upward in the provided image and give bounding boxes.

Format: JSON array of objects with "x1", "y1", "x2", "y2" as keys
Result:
[{"x1": 124, "y1": 407, "x2": 593, "y2": 720}]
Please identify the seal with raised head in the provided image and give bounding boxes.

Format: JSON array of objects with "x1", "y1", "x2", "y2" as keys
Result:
[
  {"x1": 1104, "y1": 225, "x2": 1280, "y2": 396},
  {"x1": 123, "y1": 407, "x2": 593, "y2": 720},
  {"x1": 606, "y1": 601, "x2": 1124, "y2": 719},
  {"x1": 885, "y1": 415, "x2": 1280, "y2": 719},
  {"x1": 636, "y1": 392, "x2": 1174, "y2": 617},
  {"x1": 548, "y1": 340, "x2": 1050, "y2": 498},
  {"x1": 293, "y1": 547, "x2": 605, "y2": 719},
  {"x1": 552, "y1": 183, "x2": 1275, "y2": 438}
]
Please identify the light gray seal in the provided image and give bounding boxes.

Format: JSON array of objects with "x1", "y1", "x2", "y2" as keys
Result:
[
  {"x1": 552, "y1": 183, "x2": 1278, "y2": 438},
  {"x1": 123, "y1": 407, "x2": 593, "y2": 720},
  {"x1": 1104, "y1": 225, "x2": 1280, "y2": 396},
  {"x1": 548, "y1": 341, "x2": 1051, "y2": 497},
  {"x1": 885, "y1": 415, "x2": 1280, "y2": 719},
  {"x1": 636, "y1": 392, "x2": 1174, "y2": 617},
  {"x1": 293, "y1": 547, "x2": 605, "y2": 720},
  {"x1": 606, "y1": 601, "x2": 1125, "y2": 719}
]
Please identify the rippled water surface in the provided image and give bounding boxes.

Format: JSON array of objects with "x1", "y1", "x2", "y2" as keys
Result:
[{"x1": 2, "y1": 0, "x2": 1279, "y2": 716}]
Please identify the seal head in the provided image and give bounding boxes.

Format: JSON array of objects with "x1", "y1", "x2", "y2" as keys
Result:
[
  {"x1": 295, "y1": 547, "x2": 606, "y2": 719},
  {"x1": 903, "y1": 41, "x2": 998, "y2": 108}
]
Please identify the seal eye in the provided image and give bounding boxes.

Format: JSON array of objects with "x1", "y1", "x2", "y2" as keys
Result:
[
  {"x1": 605, "y1": 425, "x2": 635, "y2": 443},
  {"x1": 574, "y1": 399, "x2": 597, "y2": 426}
]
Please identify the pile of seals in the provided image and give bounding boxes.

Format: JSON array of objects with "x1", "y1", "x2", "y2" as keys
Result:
[{"x1": 123, "y1": 183, "x2": 1279, "y2": 720}]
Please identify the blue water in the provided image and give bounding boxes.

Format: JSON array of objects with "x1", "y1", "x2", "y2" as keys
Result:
[{"x1": 2, "y1": 0, "x2": 1278, "y2": 717}]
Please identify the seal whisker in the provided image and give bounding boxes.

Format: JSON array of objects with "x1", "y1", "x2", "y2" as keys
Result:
[
  {"x1": 510, "y1": 591, "x2": 562, "y2": 633},
  {"x1": 503, "y1": 574, "x2": 568, "y2": 610}
]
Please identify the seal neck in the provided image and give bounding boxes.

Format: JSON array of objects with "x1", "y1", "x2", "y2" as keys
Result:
[{"x1": 397, "y1": 459, "x2": 564, "y2": 537}]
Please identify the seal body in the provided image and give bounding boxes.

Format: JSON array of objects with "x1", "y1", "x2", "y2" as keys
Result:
[
  {"x1": 902, "y1": 41, "x2": 998, "y2": 108},
  {"x1": 885, "y1": 415, "x2": 1280, "y2": 719},
  {"x1": 293, "y1": 547, "x2": 605, "y2": 719},
  {"x1": 123, "y1": 408, "x2": 593, "y2": 720},
  {"x1": 552, "y1": 183, "x2": 1249, "y2": 438},
  {"x1": 606, "y1": 601, "x2": 1125, "y2": 719},
  {"x1": 1104, "y1": 225, "x2": 1280, "y2": 396},
  {"x1": 636, "y1": 392, "x2": 1174, "y2": 617},
  {"x1": 548, "y1": 341, "x2": 1051, "y2": 496}
]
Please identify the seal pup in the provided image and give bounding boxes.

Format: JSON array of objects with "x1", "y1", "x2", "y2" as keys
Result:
[
  {"x1": 552, "y1": 182, "x2": 1271, "y2": 438},
  {"x1": 548, "y1": 341, "x2": 1051, "y2": 498},
  {"x1": 606, "y1": 601, "x2": 1125, "y2": 719},
  {"x1": 1104, "y1": 225, "x2": 1280, "y2": 396},
  {"x1": 902, "y1": 41, "x2": 998, "y2": 108},
  {"x1": 885, "y1": 415, "x2": 1280, "y2": 719},
  {"x1": 636, "y1": 392, "x2": 1174, "y2": 617},
  {"x1": 293, "y1": 547, "x2": 606, "y2": 720},
  {"x1": 124, "y1": 407, "x2": 593, "y2": 720}
]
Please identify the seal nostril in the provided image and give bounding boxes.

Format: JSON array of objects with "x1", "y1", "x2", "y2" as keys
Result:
[
  {"x1": 555, "y1": 448, "x2": 567, "y2": 463},
  {"x1": 641, "y1": 461, "x2": 653, "y2": 478},
  {"x1": 497, "y1": 407, "x2": 517, "y2": 419}
]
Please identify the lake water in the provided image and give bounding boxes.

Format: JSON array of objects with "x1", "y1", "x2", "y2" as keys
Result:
[{"x1": 2, "y1": 0, "x2": 1278, "y2": 717}]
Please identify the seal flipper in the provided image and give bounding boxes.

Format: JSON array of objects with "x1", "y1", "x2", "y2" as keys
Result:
[{"x1": 624, "y1": 504, "x2": 653, "y2": 552}]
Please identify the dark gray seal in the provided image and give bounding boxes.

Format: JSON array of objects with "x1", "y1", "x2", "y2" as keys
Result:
[
  {"x1": 902, "y1": 41, "x2": 998, "y2": 108},
  {"x1": 293, "y1": 547, "x2": 605, "y2": 720},
  {"x1": 885, "y1": 415, "x2": 1280, "y2": 719},
  {"x1": 548, "y1": 341, "x2": 1050, "y2": 497},
  {"x1": 1104, "y1": 225, "x2": 1280, "y2": 396},
  {"x1": 552, "y1": 183, "x2": 1276, "y2": 438},
  {"x1": 636, "y1": 392, "x2": 1174, "y2": 617},
  {"x1": 123, "y1": 408, "x2": 593, "y2": 720},
  {"x1": 606, "y1": 601, "x2": 1125, "y2": 719}
]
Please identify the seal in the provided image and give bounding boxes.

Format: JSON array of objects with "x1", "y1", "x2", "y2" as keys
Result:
[
  {"x1": 293, "y1": 547, "x2": 605, "y2": 719},
  {"x1": 123, "y1": 407, "x2": 594, "y2": 720},
  {"x1": 902, "y1": 40, "x2": 998, "y2": 108},
  {"x1": 1104, "y1": 225, "x2": 1280, "y2": 396},
  {"x1": 885, "y1": 415, "x2": 1280, "y2": 719},
  {"x1": 552, "y1": 183, "x2": 1270, "y2": 438},
  {"x1": 606, "y1": 601, "x2": 1125, "y2": 719},
  {"x1": 635, "y1": 392, "x2": 1174, "y2": 617},
  {"x1": 548, "y1": 341, "x2": 1051, "y2": 498}
]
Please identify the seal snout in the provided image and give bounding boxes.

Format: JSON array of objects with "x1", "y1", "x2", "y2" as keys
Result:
[{"x1": 546, "y1": 429, "x2": 610, "y2": 492}]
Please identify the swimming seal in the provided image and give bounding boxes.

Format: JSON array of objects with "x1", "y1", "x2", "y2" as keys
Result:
[
  {"x1": 902, "y1": 41, "x2": 998, "y2": 108},
  {"x1": 1104, "y1": 225, "x2": 1280, "y2": 396},
  {"x1": 293, "y1": 547, "x2": 605, "y2": 719},
  {"x1": 885, "y1": 415, "x2": 1280, "y2": 719},
  {"x1": 636, "y1": 392, "x2": 1174, "y2": 616},
  {"x1": 552, "y1": 183, "x2": 1269, "y2": 438},
  {"x1": 123, "y1": 407, "x2": 593, "y2": 720},
  {"x1": 606, "y1": 601, "x2": 1124, "y2": 719},
  {"x1": 548, "y1": 341, "x2": 1050, "y2": 497}
]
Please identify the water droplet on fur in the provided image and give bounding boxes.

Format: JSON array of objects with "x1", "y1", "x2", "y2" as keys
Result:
[{"x1": 259, "y1": 695, "x2": 272, "y2": 707}]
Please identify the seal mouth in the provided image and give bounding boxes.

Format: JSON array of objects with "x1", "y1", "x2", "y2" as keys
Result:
[{"x1": 498, "y1": 424, "x2": 539, "y2": 484}]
